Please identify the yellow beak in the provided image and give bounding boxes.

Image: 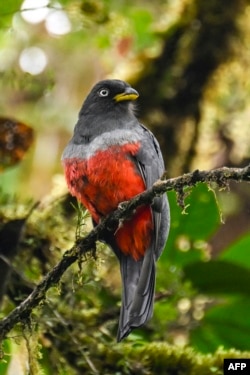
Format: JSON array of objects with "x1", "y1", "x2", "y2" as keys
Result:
[{"x1": 114, "y1": 87, "x2": 139, "y2": 102}]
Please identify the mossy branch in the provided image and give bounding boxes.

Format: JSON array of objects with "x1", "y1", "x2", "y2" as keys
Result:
[{"x1": 0, "y1": 164, "x2": 249, "y2": 341}]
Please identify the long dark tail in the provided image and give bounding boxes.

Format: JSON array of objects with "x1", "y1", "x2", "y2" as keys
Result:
[{"x1": 117, "y1": 247, "x2": 156, "y2": 342}]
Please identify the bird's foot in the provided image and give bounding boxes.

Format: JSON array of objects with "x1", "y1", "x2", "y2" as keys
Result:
[
  {"x1": 118, "y1": 201, "x2": 128, "y2": 211},
  {"x1": 114, "y1": 201, "x2": 129, "y2": 233},
  {"x1": 114, "y1": 219, "x2": 125, "y2": 235}
]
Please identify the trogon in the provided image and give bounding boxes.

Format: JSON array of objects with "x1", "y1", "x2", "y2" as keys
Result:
[{"x1": 62, "y1": 79, "x2": 170, "y2": 342}]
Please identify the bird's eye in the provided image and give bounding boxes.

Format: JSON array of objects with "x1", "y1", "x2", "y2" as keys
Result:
[{"x1": 98, "y1": 88, "x2": 109, "y2": 97}]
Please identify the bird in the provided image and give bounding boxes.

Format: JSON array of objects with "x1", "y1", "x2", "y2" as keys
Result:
[{"x1": 62, "y1": 79, "x2": 170, "y2": 342}]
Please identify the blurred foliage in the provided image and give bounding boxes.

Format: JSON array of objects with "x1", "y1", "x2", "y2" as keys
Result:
[
  {"x1": 1, "y1": 0, "x2": 250, "y2": 373},
  {"x1": 1, "y1": 184, "x2": 250, "y2": 373}
]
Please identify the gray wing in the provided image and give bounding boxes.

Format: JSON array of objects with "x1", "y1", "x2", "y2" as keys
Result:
[{"x1": 133, "y1": 124, "x2": 170, "y2": 258}]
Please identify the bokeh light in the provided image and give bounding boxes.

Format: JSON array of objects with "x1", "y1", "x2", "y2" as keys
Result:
[
  {"x1": 21, "y1": 0, "x2": 49, "y2": 24},
  {"x1": 19, "y1": 47, "x2": 47, "y2": 75},
  {"x1": 45, "y1": 9, "x2": 71, "y2": 36}
]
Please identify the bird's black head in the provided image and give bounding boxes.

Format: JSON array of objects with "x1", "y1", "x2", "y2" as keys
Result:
[{"x1": 79, "y1": 79, "x2": 139, "y2": 117}]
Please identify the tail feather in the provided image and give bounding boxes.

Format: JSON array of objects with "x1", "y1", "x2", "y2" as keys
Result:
[
  {"x1": 100, "y1": 195, "x2": 170, "y2": 342},
  {"x1": 117, "y1": 247, "x2": 156, "y2": 342}
]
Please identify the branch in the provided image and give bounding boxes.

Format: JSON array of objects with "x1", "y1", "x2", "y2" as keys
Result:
[{"x1": 0, "y1": 164, "x2": 249, "y2": 341}]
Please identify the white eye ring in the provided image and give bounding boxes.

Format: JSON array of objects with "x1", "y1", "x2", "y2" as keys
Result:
[{"x1": 98, "y1": 88, "x2": 109, "y2": 97}]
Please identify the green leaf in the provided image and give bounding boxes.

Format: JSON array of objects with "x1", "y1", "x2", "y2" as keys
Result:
[
  {"x1": 0, "y1": 339, "x2": 11, "y2": 375},
  {"x1": 183, "y1": 260, "x2": 250, "y2": 295},
  {"x1": 220, "y1": 233, "x2": 250, "y2": 269},
  {"x1": 0, "y1": 0, "x2": 23, "y2": 28},
  {"x1": 191, "y1": 298, "x2": 250, "y2": 352},
  {"x1": 163, "y1": 183, "x2": 221, "y2": 266},
  {"x1": 0, "y1": 0, "x2": 22, "y2": 15}
]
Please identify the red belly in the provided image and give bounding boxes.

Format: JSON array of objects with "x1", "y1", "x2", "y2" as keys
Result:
[{"x1": 63, "y1": 144, "x2": 153, "y2": 260}]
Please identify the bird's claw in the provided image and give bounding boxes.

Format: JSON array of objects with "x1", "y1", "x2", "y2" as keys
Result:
[
  {"x1": 118, "y1": 201, "x2": 128, "y2": 211},
  {"x1": 114, "y1": 219, "x2": 124, "y2": 235}
]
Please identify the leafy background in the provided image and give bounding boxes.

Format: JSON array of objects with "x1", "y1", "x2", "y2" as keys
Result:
[{"x1": 0, "y1": 0, "x2": 250, "y2": 374}]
